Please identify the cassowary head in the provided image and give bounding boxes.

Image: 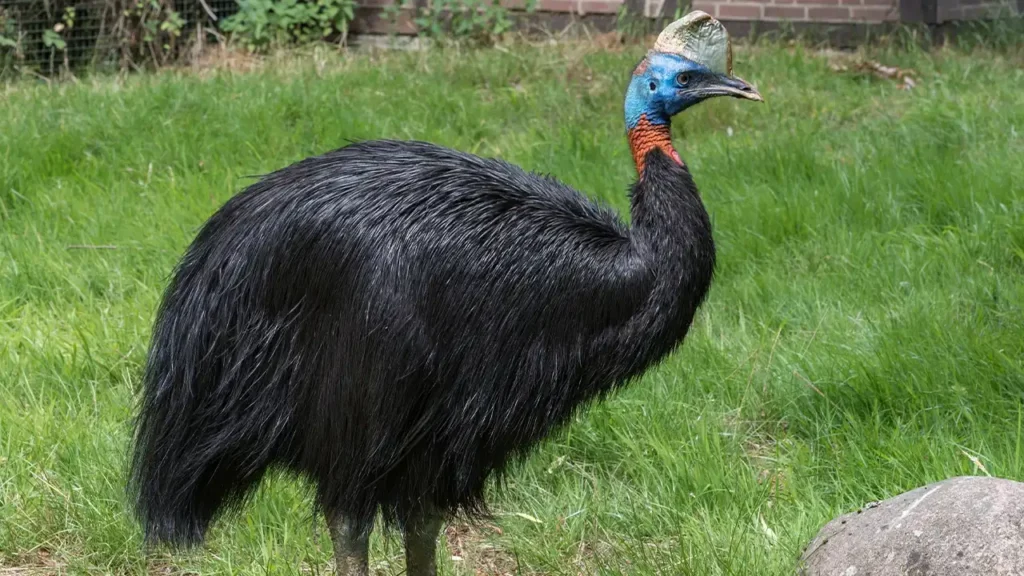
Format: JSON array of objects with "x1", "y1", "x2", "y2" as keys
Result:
[{"x1": 625, "y1": 11, "x2": 763, "y2": 130}]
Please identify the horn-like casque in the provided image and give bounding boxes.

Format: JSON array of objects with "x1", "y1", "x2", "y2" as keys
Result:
[{"x1": 652, "y1": 10, "x2": 733, "y2": 76}]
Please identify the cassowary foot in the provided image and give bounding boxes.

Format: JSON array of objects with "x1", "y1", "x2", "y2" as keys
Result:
[
  {"x1": 329, "y1": 515, "x2": 371, "y2": 576},
  {"x1": 404, "y1": 516, "x2": 444, "y2": 576}
]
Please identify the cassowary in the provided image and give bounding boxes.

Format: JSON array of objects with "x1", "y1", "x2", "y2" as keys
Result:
[{"x1": 129, "y1": 11, "x2": 762, "y2": 575}]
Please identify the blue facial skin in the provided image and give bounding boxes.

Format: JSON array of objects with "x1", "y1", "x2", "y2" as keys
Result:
[{"x1": 624, "y1": 52, "x2": 759, "y2": 131}]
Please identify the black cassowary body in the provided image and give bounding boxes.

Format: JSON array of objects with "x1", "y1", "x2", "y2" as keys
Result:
[{"x1": 129, "y1": 11, "x2": 762, "y2": 576}]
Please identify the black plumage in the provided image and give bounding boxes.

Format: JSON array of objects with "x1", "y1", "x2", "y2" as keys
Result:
[
  {"x1": 128, "y1": 12, "x2": 765, "y2": 572},
  {"x1": 130, "y1": 142, "x2": 714, "y2": 546}
]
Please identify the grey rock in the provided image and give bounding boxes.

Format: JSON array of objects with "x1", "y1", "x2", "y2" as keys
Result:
[{"x1": 799, "y1": 476, "x2": 1024, "y2": 576}]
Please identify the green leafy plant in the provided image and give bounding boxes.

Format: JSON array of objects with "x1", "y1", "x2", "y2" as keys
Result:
[
  {"x1": 42, "y1": 6, "x2": 76, "y2": 52},
  {"x1": 412, "y1": 0, "x2": 534, "y2": 45},
  {"x1": 0, "y1": 7, "x2": 21, "y2": 77},
  {"x1": 35, "y1": 6, "x2": 78, "y2": 73},
  {"x1": 42, "y1": 29, "x2": 67, "y2": 51},
  {"x1": 0, "y1": 8, "x2": 20, "y2": 51},
  {"x1": 118, "y1": 0, "x2": 186, "y2": 68},
  {"x1": 221, "y1": 0, "x2": 357, "y2": 51}
]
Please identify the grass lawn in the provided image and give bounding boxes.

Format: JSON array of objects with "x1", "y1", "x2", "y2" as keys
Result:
[{"x1": 1, "y1": 38, "x2": 1023, "y2": 575}]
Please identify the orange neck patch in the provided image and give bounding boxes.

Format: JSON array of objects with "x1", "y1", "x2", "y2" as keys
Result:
[{"x1": 628, "y1": 115, "x2": 682, "y2": 176}]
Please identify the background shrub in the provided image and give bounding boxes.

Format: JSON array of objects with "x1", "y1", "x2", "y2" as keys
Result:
[
  {"x1": 0, "y1": 0, "x2": 185, "y2": 76},
  {"x1": 219, "y1": 0, "x2": 357, "y2": 51}
]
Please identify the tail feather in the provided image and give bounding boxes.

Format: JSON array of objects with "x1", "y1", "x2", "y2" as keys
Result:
[{"x1": 129, "y1": 249, "x2": 291, "y2": 546}]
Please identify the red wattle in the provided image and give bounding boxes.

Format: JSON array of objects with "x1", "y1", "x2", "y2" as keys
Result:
[{"x1": 628, "y1": 115, "x2": 682, "y2": 175}]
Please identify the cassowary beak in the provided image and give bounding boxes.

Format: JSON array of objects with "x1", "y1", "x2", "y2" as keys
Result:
[{"x1": 711, "y1": 75, "x2": 764, "y2": 103}]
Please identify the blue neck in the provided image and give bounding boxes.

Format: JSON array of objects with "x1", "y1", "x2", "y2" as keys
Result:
[{"x1": 625, "y1": 75, "x2": 669, "y2": 131}]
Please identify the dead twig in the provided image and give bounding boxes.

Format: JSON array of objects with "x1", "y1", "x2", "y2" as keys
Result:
[
  {"x1": 830, "y1": 58, "x2": 919, "y2": 90},
  {"x1": 198, "y1": 0, "x2": 218, "y2": 21}
]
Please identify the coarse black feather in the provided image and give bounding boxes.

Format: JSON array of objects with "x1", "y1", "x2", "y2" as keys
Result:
[{"x1": 128, "y1": 139, "x2": 715, "y2": 545}]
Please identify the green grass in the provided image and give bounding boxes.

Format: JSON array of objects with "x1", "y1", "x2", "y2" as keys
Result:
[{"x1": 1, "y1": 39, "x2": 1023, "y2": 575}]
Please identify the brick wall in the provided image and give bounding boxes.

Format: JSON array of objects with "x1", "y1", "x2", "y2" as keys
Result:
[
  {"x1": 691, "y1": 0, "x2": 899, "y2": 23},
  {"x1": 351, "y1": 0, "x2": 1018, "y2": 35},
  {"x1": 352, "y1": 0, "x2": 622, "y2": 34},
  {"x1": 691, "y1": 0, "x2": 1018, "y2": 23},
  {"x1": 937, "y1": 0, "x2": 1018, "y2": 20},
  {"x1": 695, "y1": 0, "x2": 900, "y2": 22}
]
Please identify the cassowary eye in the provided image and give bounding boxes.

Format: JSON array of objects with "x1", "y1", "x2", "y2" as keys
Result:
[
  {"x1": 677, "y1": 73, "x2": 691, "y2": 86},
  {"x1": 649, "y1": 81, "x2": 657, "y2": 91}
]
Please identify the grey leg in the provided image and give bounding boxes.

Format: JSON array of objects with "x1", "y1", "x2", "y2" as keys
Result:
[
  {"x1": 329, "y1": 514, "x2": 371, "y2": 576},
  {"x1": 404, "y1": 515, "x2": 444, "y2": 576}
]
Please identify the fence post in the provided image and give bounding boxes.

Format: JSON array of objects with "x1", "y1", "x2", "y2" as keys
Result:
[{"x1": 899, "y1": 0, "x2": 938, "y2": 23}]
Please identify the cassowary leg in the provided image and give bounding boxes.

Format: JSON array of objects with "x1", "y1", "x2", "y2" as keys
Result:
[
  {"x1": 329, "y1": 515, "x2": 371, "y2": 576},
  {"x1": 404, "y1": 515, "x2": 444, "y2": 576}
]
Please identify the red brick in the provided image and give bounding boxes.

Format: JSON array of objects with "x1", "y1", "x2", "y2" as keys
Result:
[
  {"x1": 578, "y1": 0, "x2": 620, "y2": 13},
  {"x1": 691, "y1": 0, "x2": 720, "y2": 16},
  {"x1": 807, "y1": 6, "x2": 851, "y2": 19},
  {"x1": 764, "y1": 5, "x2": 807, "y2": 18},
  {"x1": 958, "y1": 5, "x2": 986, "y2": 17},
  {"x1": 536, "y1": 0, "x2": 571, "y2": 11},
  {"x1": 961, "y1": 4, "x2": 1005, "y2": 17},
  {"x1": 861, "y1": 0, "x2": 895, "y2": 6},
  {"x1": 850, "y1": 6, "x2": 893, "y2": 20},
  {"x1": 536, "y1": 0, "x2": 618, "y2": 12},
  {"x1": 840, "y1": 0, "x2": 862, "y2": 5},
  {"x1": 717, "y1": 3, "x2": 763, "y2": 17}
]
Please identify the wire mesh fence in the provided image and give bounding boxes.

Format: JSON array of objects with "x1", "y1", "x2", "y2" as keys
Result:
[
  {"x1": 0, "y1": 0, "x2": 240, "y2": 75},
  {"x1": 2, "y1": 0, "x2": 103, "y2": 73},
  {"x1": 173, "y1": 0, "x2": 239, "y2": 30}
]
